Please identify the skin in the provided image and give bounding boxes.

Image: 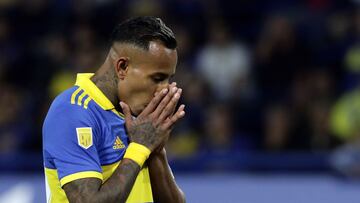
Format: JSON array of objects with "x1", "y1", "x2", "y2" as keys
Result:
[
  {"x1": 63, "y1": 40, "x2": 185, "y2": 203},
  {"x1": 148, "y1": 148, "x2": 186, "y2": 203}
]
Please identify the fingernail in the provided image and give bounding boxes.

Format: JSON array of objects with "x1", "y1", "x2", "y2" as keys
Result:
[
  {"x1": 175, "y1": 93, "x2": 180, "y2": 99},
  {"x1": 172, "y1": 87, "x2": 177, "y2": 93},
  {"x1": 178, "y1": 88, "x2": 182, "y2": 94},
  {"x1": 162, "y1": 88, "x2": 168, "y2": 94}
]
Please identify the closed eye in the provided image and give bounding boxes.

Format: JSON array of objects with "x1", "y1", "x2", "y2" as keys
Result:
[
  {"x1": 152, "y1": 77, "x2": 166, "y2": 83},
  {"x1": 150, "y1": 73, "x2": 169, "y2": 83}
]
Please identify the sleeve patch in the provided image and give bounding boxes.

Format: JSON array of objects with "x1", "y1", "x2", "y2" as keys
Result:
[{"x1": 76, "y1": 127, "x2": 93, "y2": 149}]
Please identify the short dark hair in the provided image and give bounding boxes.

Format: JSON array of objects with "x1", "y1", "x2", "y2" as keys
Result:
[{"x1": 110, "y1": 16, "x2": 177, "y2": 50}]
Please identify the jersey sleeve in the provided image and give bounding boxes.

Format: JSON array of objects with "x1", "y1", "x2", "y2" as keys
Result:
[{"x1": 43, "y1": 102, "x2": 103, "y2": 187}]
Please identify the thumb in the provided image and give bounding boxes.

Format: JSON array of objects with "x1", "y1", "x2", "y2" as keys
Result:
[{"x1": 120, "y1": 101, "x2": 133, "y2": 128}]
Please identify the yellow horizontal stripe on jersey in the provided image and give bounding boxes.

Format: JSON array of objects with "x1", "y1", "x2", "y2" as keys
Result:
[
  {"x1": 60, "y1": 171, "x2": 103, "y2": 187},
  {"x1": 83, "y1": 97, "x2": 92, "y2": 109},
  {"x1": 77, "y1": 91, "x2": 87, "y2": 106},
  {"x1": 70, "y1": 87, "x2": 82, "y2": 104}
]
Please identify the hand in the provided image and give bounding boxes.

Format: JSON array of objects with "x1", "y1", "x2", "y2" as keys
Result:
[
  {"x1": 120, "y1": 85, "x2": 185, "y2": 152},
  {"x1": 154, "y1": 83, "x2": 185, "y2": 153}
]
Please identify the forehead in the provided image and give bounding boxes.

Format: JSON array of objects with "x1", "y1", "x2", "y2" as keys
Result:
[{"x1": 134, "y1": 41, "x2": 178, "y2": 74}]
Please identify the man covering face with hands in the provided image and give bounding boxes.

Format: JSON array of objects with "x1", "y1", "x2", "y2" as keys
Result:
[{"x1": 43, "y1": 16, "x2": 186, "y2": 203}]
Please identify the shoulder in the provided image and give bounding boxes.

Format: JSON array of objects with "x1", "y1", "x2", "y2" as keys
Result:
[
  {"x1": 46, "y1": 86, "x2": 97, "y2": 117},
  {"x1": 43, "y1": 86, "x2": 100, "y2": 137},
  {"x1": 43, "y1": 86, "x2": 104, "y2": 153},
  {"x1": 50, "y1": 86, "x2": 95, "y2": 113}
]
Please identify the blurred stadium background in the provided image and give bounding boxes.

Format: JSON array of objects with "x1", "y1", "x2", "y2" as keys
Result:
[{"x1": 0, "y1": 0, "x2": 360, "y2": 202}]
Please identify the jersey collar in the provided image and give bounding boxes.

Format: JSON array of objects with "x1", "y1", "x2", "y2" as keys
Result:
[{"x1": 75, "y1": 73, "x2": 115, "y2": 110}]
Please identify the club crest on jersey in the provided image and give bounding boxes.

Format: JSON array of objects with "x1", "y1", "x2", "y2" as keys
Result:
[{"x1": 76, "y1": 127, "x2": 93, "y2": 149}]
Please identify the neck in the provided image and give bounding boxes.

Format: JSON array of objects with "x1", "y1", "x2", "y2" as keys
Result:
[{"x1": 91, "y1": 59, "x2": 120, "y2": 110}]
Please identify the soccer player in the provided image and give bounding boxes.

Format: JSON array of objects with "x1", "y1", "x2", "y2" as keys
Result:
[{"x1": 43, "y1": 17, "x2": 186, "y2": 203}]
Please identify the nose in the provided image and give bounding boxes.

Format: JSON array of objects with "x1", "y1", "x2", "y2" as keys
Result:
[{"x1": 156, "y1": 82, "x2": 169, "y2": 93}]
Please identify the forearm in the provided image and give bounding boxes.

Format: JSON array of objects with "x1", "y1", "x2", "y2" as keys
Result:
[
  {"x1": 148, "y1": 150, "x2": 185, "y2": 203},
  {"x1": 96, "y1": 158, "x2": 140, "y2": 202},
  {"x1": 64, "y1": 158, "x2": 140, "y2": 203}
]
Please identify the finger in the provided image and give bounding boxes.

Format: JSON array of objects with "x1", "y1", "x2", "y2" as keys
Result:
[
  {"x1": 120, "y1": 101, "x2": 133, "y2": 128},
  {"x1": 152, "y1": 86, "x2": 178, "y2": 118},
  {"x1": 157, "y1": 88, "x2": 182, "y2": 123},
  {"x1": 154, "y1": 82, "x2": 176, "y2": 97},
  {"x1": 170, "y1": 83, "x2": 182, "y2": 115},
  {"x1": 168, "y1": 87, "x2": 181, "y2": 114},
  {"x1": 140, "y1": 88, "x2": 168, "y2": 116},
  {"x1": 162, "y1": 104, "x2": 185, "y2": 130}
]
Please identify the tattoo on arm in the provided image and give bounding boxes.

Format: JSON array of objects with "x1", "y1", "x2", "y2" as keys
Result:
[{"x1": 63, "y1": 159, "x2": 140, "y2": 203}]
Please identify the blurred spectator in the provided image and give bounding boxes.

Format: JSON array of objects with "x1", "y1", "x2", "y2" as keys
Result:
[
  {"x1": 255, "y1": 15, "x2": 310, "y2": 102},
  {"x1": 0, "y1": 83, "x2": 30, "y2": 154},
  {"x1": 330, "y1": 86, "x2": 360, "y2": 142},
  {"x1": 264, "y1": 103, "x2": 290, "y2": 151},
  {"x1": 264, "y1": 69, "x2": 337, "y2": 151},
  {"x1": 343, "y1": 43, "x2": 360, "y2": 90},
  {"x1": 200, "y1": 103, "x2": 253, "y2": 154},
  {"x1": 174, "y1": 26, "x2": 196, "y2": 70},
  {"x1": 330, "y1": 86, "x2": 360, "y2": 177},
  {"x1": 126, "y1": 0, "x2": 164, "y2": 18},
  {"x1": 196, "y1": 20, "x2": 252, "y2": 101}
]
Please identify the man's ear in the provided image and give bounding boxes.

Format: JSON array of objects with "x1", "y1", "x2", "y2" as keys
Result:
[{"x1": 114, "y1": 57, "x2": 129, "y2": 80}]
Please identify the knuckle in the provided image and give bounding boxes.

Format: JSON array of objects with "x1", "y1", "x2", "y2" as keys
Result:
[
  {"x1": 171, "y1": 115, "x2": 178, "y2": 122},
  {"x1": 171, "y1": 98, "x2": 178, "y2": 105}
]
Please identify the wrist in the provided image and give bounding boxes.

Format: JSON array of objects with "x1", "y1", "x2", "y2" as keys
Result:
[
  {"x1": 148, "y1": 148, "x2": 167, "y2": 163},
  {"x1": 153, "y1": 147, "x2": 166, "y2": 156},
  {"x1": 124, "y1": 142, "x2": 151, "y2": 167}
]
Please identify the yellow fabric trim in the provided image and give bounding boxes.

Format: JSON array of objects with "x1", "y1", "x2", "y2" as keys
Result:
[
  {"x1": 70, "y1": 87, "x2": 82, "y2": 104},
  {"x1": 83, "y1": 97, "x2": 92, "y2": 109},
  {"x1": 60, "y1": 171, "x2": 103, "y2": 187},
  {"x1": 102, "y1": 161, "x2": 120, "y2": 182},
  {"x1": 127, "y1": 166, "x2": 153, "y2": 202},
  {"x1": 77, "y1": 91, "x2": 87, "y2": 106},
  {"x1": 75, "y1": 73, "x2": 114, "y2": 110},
  {"x1": 111, "y1": 109, "x2": 125, "y2": 118},
  {"x1": 44, "y1": 167, "x2": 68, "y2": 203}
]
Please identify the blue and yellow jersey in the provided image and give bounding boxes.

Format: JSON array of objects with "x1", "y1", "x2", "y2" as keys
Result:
[{"x1": 43, "y1": 73, "x2": 153, "y2": 203}]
